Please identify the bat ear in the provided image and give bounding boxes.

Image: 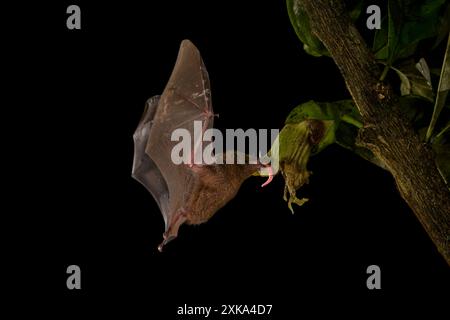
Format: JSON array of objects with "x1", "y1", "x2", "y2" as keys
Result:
[{"x1": 158, "y1": 212, "x2": 187, "y2": 252}]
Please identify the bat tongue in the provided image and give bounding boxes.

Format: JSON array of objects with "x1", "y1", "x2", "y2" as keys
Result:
[
  {"x1": 261, "y1": 165, "x2": 274, "y2": 187},
  {"x1": 157, "y1": 212, "x2": 187, "y2": 252}
]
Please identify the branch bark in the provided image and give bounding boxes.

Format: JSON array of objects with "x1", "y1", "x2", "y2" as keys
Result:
[{"x1": 300, "y1": 0, "x2": 450, "y2": 264}]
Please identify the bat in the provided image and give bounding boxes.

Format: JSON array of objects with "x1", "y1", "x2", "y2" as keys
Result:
[{"x1": 132, "y1": 40, "x2": 273, "y2": 251}]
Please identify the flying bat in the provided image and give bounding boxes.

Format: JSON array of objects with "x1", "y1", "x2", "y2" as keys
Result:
[{"x1": 132, "y1": 40, "x2": 273, "y2": 251}]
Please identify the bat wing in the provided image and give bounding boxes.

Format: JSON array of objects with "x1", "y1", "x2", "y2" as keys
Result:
[
  {"x1": 132, "y1": 95, "x2": 170, "y2": 222},
  {"x1": 146, "y1": 40, "x2": 214, "y2": 237}
]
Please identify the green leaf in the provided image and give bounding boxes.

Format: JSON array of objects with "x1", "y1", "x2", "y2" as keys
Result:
[
  {"x1": 374, "y1": 0, "x2": 401, "y2": 64},
  {"x1": 392, "y1": 58, "x2": 434, "y2": 102},
  {"x1": 373, "y1": 0, "x2": 448, "y2": 63},
  {"x1": 286, "y1": 0, "x2": 329, "y2": 57},
  {"x1": 285, "y1": 99, "x2": 362, "y2": 124},
  {"x1": 286, "y1": 0, "x2": 363, "y2": 58},
  {"x1": 398, "y1": 0, "x2": 446, "y2": 57},
  {"x1": 397, "y1": 96, "x2": 427, "y2": 126},
  {"x1": 285, "y1": 100, "x2": 338, "y2": 123},
  {"x1": 387, "y1": 0, "x2": 401, "y2": 65},
  {"x1": 426, "y1": 33, "x2": 450, "y2": 141},
  {"x1": 348, "y1": 0, "x2": 364, "y2": 21},
  {"x1": 417, "y1": 0, "x2": 447, "y2": 16},
  {"x1": 435, "y1": 120, "x2": 450, "y2": 139},
  {"x1": 433, "y1": 3, "x2": 450, "y2": 48},
  {"x1": 335, "y1": 122, "x2": 387, "y2": 169},
  {"x1": 416, "y1": 58, "x2": 432, "y2": 85},
  {"x1": 373, "y1": 16, "x2": 389, "y2": 59}
]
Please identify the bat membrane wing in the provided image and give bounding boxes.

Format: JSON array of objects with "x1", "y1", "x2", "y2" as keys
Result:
[
  {"x1": 132, "y1": 95, "x2": 170, "y2": 225},
  {"x1": 146, "y1": 40, "x2": 214, "y2": 229}
]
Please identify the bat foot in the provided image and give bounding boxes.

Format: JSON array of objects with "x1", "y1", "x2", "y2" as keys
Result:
[
  {"x1": 157, "y1": 211, "x2": 188, "y2": 252},
  {"x1": 157, "y1": 231, "x2": 171, "y2": 252}
]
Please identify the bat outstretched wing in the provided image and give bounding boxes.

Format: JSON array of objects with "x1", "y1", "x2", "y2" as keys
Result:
[
  {"x1": 132, "y1": 95, "x2": 170, "y2": 224},
  {"x1": 145, "y1": 40, "x2": 215, "y2": 229}
]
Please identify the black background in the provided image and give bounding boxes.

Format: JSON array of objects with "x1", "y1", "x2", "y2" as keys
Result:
[{"x1": 11, "y1": 0, "x2": 449, "y2": 317}]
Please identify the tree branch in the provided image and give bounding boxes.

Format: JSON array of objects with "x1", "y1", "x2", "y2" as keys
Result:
[{"x1": 300, "y1": 0, "x2": 450, "y2": 264}]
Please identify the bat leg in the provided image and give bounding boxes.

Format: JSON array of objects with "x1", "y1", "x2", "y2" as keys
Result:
[{"x1": 157, "y1": 210, "x2": 188, "y2": 252}]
